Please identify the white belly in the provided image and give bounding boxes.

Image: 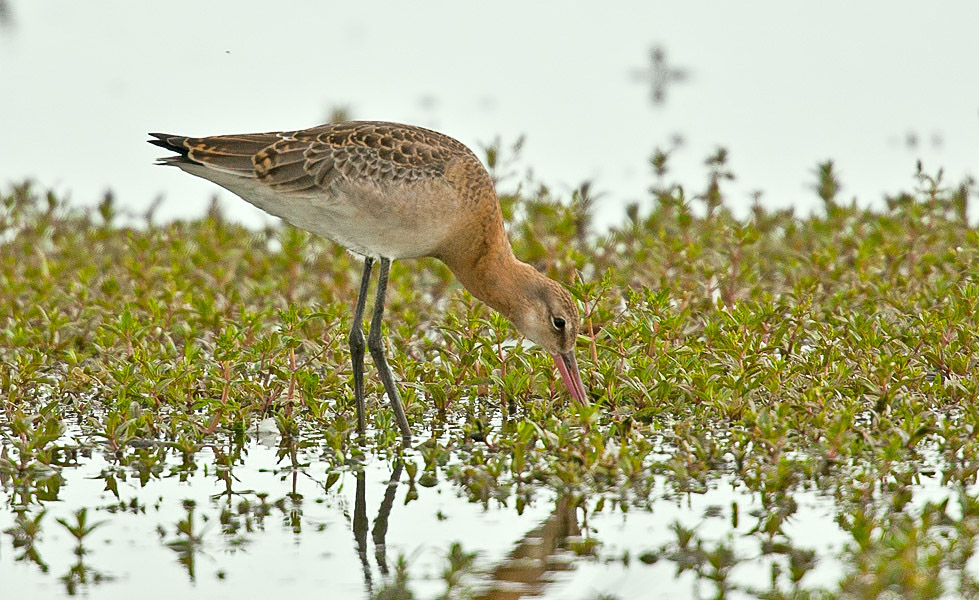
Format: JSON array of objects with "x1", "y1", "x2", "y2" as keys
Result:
[{"x1": 185, "y1": 166, "x2": 461, "y2": 259}]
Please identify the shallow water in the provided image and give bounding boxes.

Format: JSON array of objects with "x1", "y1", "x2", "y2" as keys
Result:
[{"x1": 0, "y1": 421, "x2": 876, "y2": 599}]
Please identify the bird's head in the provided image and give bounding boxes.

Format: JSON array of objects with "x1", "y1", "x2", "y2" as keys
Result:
[{"x1": 510, "y1": 274, "x2": 588, "y2": 405}]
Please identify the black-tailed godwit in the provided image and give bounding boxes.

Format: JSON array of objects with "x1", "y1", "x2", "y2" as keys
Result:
[{"x1": 149, "y1": 121, "x2": 587, "y2": 442}]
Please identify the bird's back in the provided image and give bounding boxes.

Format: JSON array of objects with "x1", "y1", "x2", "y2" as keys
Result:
[{"x1": 150, "y1": 121, "x2": 498, "y2": 259}]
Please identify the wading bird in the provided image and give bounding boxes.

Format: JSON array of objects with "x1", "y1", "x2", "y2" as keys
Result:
[{"x1": 149, "y1": 121, "x2": 587, "y2": 442}]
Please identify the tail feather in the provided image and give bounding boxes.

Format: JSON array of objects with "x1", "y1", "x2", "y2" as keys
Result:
[
  {"x1": 148, "y1": 133, "x2": 189, "y2": 154},
  {"x1": 148, "y1": 132, "x2": 268, "y2": 175}
]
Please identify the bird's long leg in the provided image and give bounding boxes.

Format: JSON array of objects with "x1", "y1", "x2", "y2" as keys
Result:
[
  {"x1": 349, "y1": 257, "x2": 374, "y2": 435},
  {"x1": 367, "y1": 258, "x2": 412, "y2": 442}
]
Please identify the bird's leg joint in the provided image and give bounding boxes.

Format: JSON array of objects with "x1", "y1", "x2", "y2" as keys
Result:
[{"x1": 349, "y1": 323, "x2": 366, "y2": 355}]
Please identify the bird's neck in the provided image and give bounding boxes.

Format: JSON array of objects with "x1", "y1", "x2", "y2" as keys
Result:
[
  {"x1": 437, "y1": 159, "x2": 534, "y2": 321},
  {"x1": 440, "y1": 233, "x2": 535, "y2": 322}
]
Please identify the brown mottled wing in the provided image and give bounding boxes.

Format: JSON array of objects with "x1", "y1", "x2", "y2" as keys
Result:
[
  {"x1": 151, "y1": 121, "x2": 477, "y2": 195},
  {"x1": 255, "y1": 121, "x2": 474, "y2": 193}
]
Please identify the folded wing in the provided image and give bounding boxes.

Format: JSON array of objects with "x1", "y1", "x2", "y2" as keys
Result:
[{"x1": 149, "y1": 121, "x2": 475, "y2": 196}]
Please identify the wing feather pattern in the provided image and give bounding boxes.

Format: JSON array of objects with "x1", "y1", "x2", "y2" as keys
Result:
[{"x1": 149, "y1": 121, "x2": 479, "y2": 195}]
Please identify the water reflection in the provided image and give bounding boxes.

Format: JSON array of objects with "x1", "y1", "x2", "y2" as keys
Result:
[
  {"x1": 4, "y1": 508, "x2": 48, "y2": 572},
  {"x1": 3, "y1": 435, "x2": 600, "y2": 597},
  {"x1": 347, "y1": 457, "x2": 592, "y2": 600},
  {"x1": 472, "y1": 496, "x2": 584, "y2": 600},
  {"x1": 57, "y1": 508, "x2": 113, "y2": 593},
  {"x1": 354, "y1": 461, "x2": 403, "y2": 594},
  {"x1": 164, "y1": 499, "x2": 205, "y2": 581},
  {"x1": 9, "y1": 430, "x2": 955, "y2": 599}
]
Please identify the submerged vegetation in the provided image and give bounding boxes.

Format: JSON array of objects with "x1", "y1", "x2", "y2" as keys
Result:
[{"x1": 2, "y1": 145, "x2": 979, "y2": 598}]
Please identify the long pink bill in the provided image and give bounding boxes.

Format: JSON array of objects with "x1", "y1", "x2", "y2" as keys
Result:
[{"x1": 552, "y1": 352, "x2": 588, "y2": 405}]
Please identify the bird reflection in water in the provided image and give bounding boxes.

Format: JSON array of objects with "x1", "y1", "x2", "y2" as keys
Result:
[{"x1": 351, "y1": 463, "x2": 585, "y2": 599}]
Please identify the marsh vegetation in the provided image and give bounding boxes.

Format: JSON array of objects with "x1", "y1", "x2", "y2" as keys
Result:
[{"x1": 2, "y1": 145, "x2": 978, "y2": 598}]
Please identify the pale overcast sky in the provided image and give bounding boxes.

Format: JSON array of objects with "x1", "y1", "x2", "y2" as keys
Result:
[{"x1": 1, "y1": 1, "x2": 977, "y2": 227}]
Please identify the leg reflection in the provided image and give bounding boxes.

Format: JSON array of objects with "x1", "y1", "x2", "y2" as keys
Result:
[
  {"x1": 372, "y1": 461, "x2": 403, "y2": 575},
  {"x1": 352, "y1": 462, "x2": 404, "y2": 594},
  {"x1": 353, "y1": 471, "x2": 372, "y2": 595}
]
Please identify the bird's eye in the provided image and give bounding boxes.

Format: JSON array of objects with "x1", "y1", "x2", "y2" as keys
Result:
[{"x1": 552, "y1": 316, "x2": 566, "y2": 330}]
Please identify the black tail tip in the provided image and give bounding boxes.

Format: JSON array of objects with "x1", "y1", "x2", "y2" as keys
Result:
[{"x1": 147, "y1": 132, "x2": 188, "y2": 155}]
